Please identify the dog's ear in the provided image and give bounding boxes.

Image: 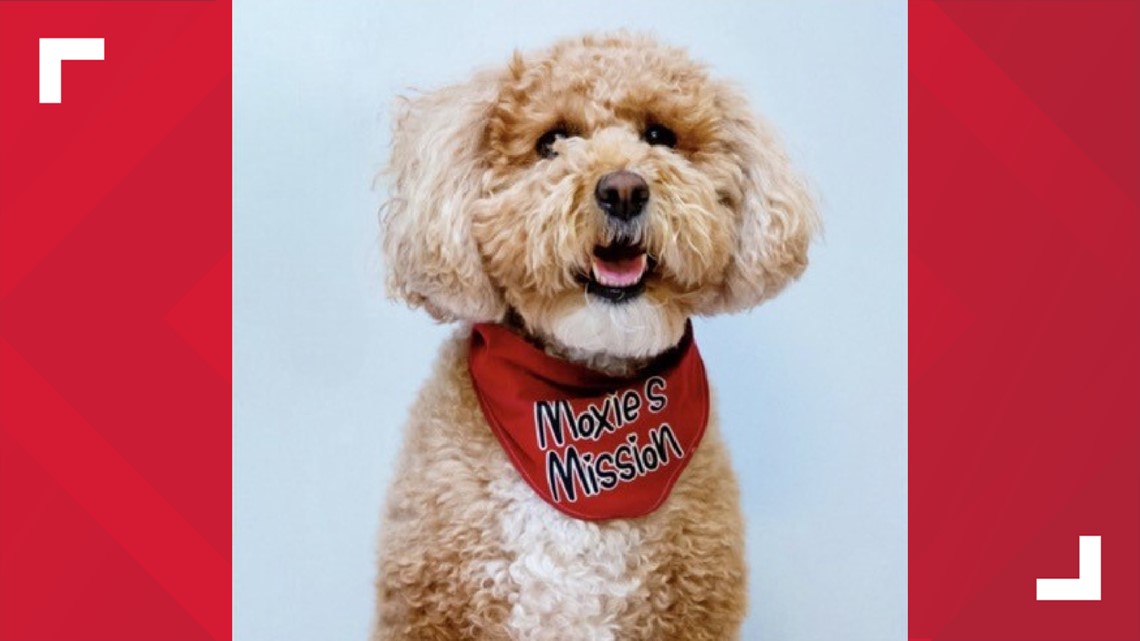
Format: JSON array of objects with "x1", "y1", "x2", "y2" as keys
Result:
[
  {"x1": 716, "y1": 87, "x2": 820, "y2": 313},
  {"x1": 382, "y1": 71, "x2": 507, "y2": 322}
]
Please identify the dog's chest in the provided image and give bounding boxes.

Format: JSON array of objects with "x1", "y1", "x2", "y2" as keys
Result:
[{"x1": 479, "y1": 467, "x2": 653, "y2": 641}]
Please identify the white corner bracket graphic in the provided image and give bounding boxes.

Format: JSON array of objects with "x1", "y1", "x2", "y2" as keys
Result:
[
  {"x1": 39, "y1": 38, "x2": 104, "y2": 104},
  {"x1": 1036, "y1": 535, "x2": 1101, "y2": 601}
]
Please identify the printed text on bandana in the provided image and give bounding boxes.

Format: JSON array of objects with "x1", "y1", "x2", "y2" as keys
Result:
[{"x1": 533, "y1": 375, "x2": 685, "y2": 503}]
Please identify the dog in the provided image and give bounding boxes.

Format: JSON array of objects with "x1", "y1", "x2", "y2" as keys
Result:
[{"x1": 374, "y1": 32, "x2": 817, "y2": 641}]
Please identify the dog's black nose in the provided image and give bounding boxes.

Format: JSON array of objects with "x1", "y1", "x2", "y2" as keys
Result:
[{"x1": 595, "y1": 171, "x2": 649, "y2": 221}]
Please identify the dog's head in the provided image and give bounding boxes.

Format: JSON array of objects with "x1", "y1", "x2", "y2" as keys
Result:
[{"x1": 384, "y1": 33, "x2": 818, "y2": 360}]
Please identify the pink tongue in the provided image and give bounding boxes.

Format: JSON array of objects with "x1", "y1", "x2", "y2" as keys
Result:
[{"x1": 592, "y1": 254, "x2": 646, "y2": 287}]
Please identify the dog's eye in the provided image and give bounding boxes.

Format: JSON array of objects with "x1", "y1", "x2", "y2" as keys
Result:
[
  {"x1": 536, "y1": 128, "x2": 569, "y2": 159},
  {"x1": 643, "y1": 124, "x2": 677, "y2": 148}
]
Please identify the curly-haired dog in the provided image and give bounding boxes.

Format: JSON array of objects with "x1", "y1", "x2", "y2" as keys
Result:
[{"x1": 374, "y1": 33, "x2": 817, "y2": 641}]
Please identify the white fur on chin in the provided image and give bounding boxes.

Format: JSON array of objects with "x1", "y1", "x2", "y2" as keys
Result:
[{"x1": 548, "y1": 296, "x2": 685, "y2": 361}]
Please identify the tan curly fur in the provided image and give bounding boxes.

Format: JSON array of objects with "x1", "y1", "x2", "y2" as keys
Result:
[{"x1": 376, "y1": 32, "x2": 816, "y2": 640}]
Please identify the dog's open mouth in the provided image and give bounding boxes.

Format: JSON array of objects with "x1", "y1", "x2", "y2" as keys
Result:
[{"x1": 582, "y1": 242, "x2": 652, "y2": 302}]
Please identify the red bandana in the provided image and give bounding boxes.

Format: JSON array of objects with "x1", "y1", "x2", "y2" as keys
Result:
[{"x1": 468, "y1": 322, "x2": 710, "y2": 521}]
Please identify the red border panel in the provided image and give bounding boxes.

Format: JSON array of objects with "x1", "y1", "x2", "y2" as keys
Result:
[
  {"x1": 910, "y1": 1, "x2": 1139, "y2": 640},
  {"x1": 0, "y1": 2, "x2": 231, "y2": 640}
]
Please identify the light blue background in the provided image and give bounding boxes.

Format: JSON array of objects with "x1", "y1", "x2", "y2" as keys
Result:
[{"x1": 234, "y1": 2, "x2": 907, "y2": 640}]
